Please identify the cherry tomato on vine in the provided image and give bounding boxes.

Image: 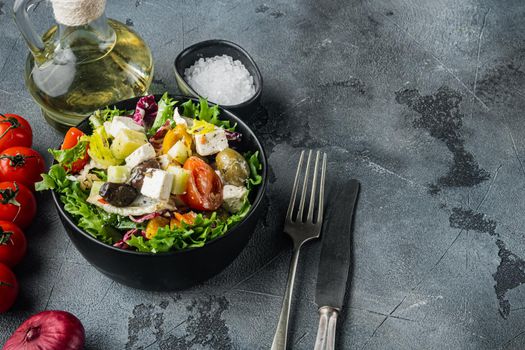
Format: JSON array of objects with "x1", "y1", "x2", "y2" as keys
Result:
[
  {"x1": 0, "y1": 182, "x2": 36, "y2": 229},
  {"x1": 0, "y1": 221, "x2": 26, "y2": 268},
  {"x1": 0, "y1": 263, "x2": 18, "y2": 313},
  {"x1": 181, "y1": 156, "x2": 223, "y2": 211},
  {"x1": 0, "y1": 114, "x2": 32, "y2": 152},
  {"x1": 0, "y1": 147, "x2": 45, "y2": 189},
  {"x1": 60, "y1": 127, "x2": 89, "y2": 173}
]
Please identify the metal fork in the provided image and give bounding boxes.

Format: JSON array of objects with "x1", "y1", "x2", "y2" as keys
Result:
[{"x1": 271, "y1": 150, "x2": 327, "y2": 350}]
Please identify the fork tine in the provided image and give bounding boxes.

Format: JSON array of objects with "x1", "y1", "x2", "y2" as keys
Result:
[
  {"x1": 317, "y1": 153, "x2": 327, "y2": 223},
  {"x1": 286, "y1": 151, "x2": 305, "y2": 220},
  {"x1": 307, "y1": 151, "x2": 320, "y2": 222},
  {"x1": 297, "y1": 150, "x2": 313, "y2": 222}
]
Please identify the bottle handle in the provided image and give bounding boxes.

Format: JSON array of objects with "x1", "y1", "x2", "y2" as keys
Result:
[{"x1": 13, "y1": 0, "x2": 46, "y2": 57}]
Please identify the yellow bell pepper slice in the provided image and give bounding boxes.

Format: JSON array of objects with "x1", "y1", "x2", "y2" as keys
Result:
[
  {"x1": 162, "y1": 125, "x2": 193, "y2": 155},
  {"x1": 144, "y1": 217, "x2": 170, "y2": 239}
]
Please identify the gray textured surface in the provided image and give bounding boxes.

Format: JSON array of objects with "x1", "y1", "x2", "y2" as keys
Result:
[{"x1": 1, "y1": 0, "x2": 525, "y2": 348}]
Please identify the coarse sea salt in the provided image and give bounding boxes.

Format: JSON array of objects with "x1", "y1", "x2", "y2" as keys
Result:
[{"x1": 184, "y1": 55, "x2": 256, "y2": 105}]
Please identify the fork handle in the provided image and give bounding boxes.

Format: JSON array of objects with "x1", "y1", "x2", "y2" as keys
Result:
[
  {"x1": 271, "y1": 247, "x2": 301, "y2": 350},
  {"x1": 314, "y1": 306, "x2": 338, "y2": 350}
]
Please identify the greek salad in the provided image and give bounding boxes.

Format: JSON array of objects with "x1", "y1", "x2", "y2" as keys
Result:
[{"x1": 36, "y1": 94, "x2": 262, "y2": 253}]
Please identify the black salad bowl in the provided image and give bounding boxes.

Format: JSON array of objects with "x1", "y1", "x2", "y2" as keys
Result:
[
  {"x1": 174, "y1": 39, "x2": 263, "y2": 115},
  {"x1": 51, "y1": 95, "x2": 267, "y2": 291}
]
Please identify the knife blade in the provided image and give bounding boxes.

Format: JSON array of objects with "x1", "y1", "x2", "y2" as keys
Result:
[{"x1": 314, "y1": 179, "x2": 359, "y2": 350}]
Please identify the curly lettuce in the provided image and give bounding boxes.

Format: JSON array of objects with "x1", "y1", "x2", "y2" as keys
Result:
[
  {"x1": 36, "y1": 165, "x2": 137, "y2": 244},
  {"x1": 48, "y1": 140, "x2": 88, "y2": 171},
  {"x1": 181, "y1": 98, "x2": 236, "y2": 131},
  {"x1": 126, "y1": 202, "x2": 251, "y2": 253},
  {"x1": 245, "y1": 151, "x2": 262, "y2": 189},
  {"x1": 149, "y1": 92, "x2": 177, "y2": 136},
  {"x1": 89, "y1": 107, "x2": 130, "y2": 129}
]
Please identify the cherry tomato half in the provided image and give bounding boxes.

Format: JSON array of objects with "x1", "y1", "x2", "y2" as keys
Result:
[
  {"x1": 61, "y1": 127, "x2": 89, "y2": 174},
  {"x1": 0, "y1": 263, "x2": 18, "y2": 313},
  {"x1": 0, "y1": 147, "x2": 45, "y2": 190},
  {"x1": 0, "y1": 221, "x2": 26, "y2": 268},
  {"x1": 0, "y1": 182, "x2": 36, "y2": 229},
  {"x1": 0, "y1": 114, "x2": 32, "y2": 153},
  {"x1": 181, "y1": 157, "x2": 223, "y2": 211}
]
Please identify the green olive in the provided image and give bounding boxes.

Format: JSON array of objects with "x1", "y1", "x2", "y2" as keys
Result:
[{"x1": 216, "y1": 148, "x2": 250, "y2": 186}]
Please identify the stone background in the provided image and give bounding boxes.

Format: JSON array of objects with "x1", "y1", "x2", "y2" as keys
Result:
[{"x1": 1, "y1": 0, "x2": 525, "y2": 348}]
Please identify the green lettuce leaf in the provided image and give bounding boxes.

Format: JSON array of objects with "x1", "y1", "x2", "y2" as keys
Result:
[
  {"x1": 89, "y1": 168, "x2": 107, "y2": 181},
  {"x1": 245, "y1": 151, "x2": 262, "y2": 189},
  {"x1": 35, "y1": 164, "x2": 136, "y2": 244},
  {"x1": 181, "y1": 99, "x2": 198, "y2": 118},
  {"x1": 149, "y1": 93, "x2": 176, "y2": 136},
  {"x1": 35, "y1": 164, "x2": 69, "y2": 191},
  {"x1": 126, "y1": 203, "x2": 251, "y2": 253},
  {"x1": 48, "y1": 141, "x2": 88, "y2": 171},
  {"x1": 89, "y1": 107, "x2": 131, "y2": 129},
  {"x1": 179, "y1": 98, "x2": 235, "y2": 130}
]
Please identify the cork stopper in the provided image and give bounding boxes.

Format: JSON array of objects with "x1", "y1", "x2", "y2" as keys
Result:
[{"x1": 50, "y1": 0, "x2": 106, "y2": 26}]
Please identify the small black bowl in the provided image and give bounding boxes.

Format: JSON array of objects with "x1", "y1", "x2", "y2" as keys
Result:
[
  {"x1": 51, "y1": 95, "x2": 267, "y2": 291},
  {"x1": 174, "y1": 39, "x2": 263, "y2": 116}
]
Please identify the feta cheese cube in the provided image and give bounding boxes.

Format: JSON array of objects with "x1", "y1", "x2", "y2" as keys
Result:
[
  {"x1": 172, "y1": 108, "x2": 195, "y2": 128},
  {"x1": 222, "y1": 185, "x2": 248, "y2": 213},
  {"x1": 173, "y1": 108, "x2": 188, "y2": 126},
  {"x1": 125, "y1": 143, "x2": 156, "y2": 169},
  {"x1": 105, "y1": 116, "x2": 144, "y2": 138},
  {"x1": 183, "y1": 117, "x2": 195, "y2": 127},
  {"x1": 103, "y1": 121, "x2": 112, "y2": 135},
  {"x1": 157, "y1": 154, "x2": 171, "y2": 169},
  {"x1": 194, "y1": 129, "x2": 228, "y2": 156},
  {"x1": 140, "y1": 169, "x2": 174, "y2": 201}
]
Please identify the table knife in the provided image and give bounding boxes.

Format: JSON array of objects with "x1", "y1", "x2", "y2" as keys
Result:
[{"x1": 314, "y1": 179, "x2": 360, "y2": 350}]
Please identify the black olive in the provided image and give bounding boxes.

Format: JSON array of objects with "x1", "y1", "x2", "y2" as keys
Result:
[
  {"x1": 99, "y1": 182, "x2": 138, "y2": 207},
  {"x1": 128, "y1": 159, "x2": 160, "y2": 189}
]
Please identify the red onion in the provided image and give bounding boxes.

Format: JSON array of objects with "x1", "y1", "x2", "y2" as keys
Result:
[
  {"x1": 129, "y1": 211, "x2": 164, "y2": 223},
  {"x1": 148, "y1": 121, "x2": 171, "y2": 151},
  {"x1": 2, "y1": 310, "x2": 85, "y2": 350},
  {"x1": 113, "y1": 239, "x2": 131, "y2": 250},
  {"x1": 133, "y1": 95, "x2": 157, "y2": 127},
  {"x1": 113, "y1": 229, "x2": 149, "y2": 249},
  {"x1": 225, "y1": 130, "x2": 242, "y2": 141},
  {"x1": 113, "y1": 228, "x2": 140, "y2": 249}
]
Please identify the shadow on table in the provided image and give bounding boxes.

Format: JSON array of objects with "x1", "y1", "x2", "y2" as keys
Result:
[
  {"x1": 84, "y1": 345, "x2": 107, "y2": 350},
  {"x1": 335, "y1": 195, "x2": 358, "y2": 349}
]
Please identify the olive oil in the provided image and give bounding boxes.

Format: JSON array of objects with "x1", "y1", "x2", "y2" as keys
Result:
[{"x1": 24, "y1": 19, "x2": 153, "y2": 131}]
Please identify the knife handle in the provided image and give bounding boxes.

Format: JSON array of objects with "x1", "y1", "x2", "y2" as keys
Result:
[{"x1": 314, "y1": 306, "x2": 338, "y2": 350}]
